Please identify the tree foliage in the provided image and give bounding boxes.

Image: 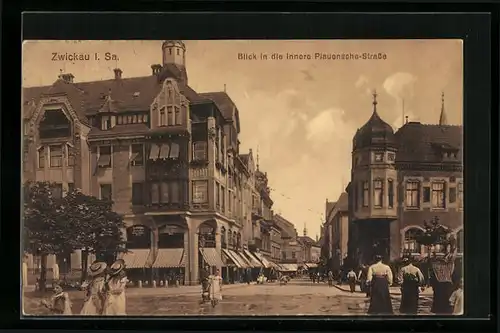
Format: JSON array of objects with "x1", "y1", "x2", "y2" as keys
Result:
[{"x1": 414, "y1": 216, "x2": 453, "y2": 247}]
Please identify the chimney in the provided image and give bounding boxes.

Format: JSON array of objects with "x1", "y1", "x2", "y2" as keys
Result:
[
  {"x1": 113, "y1": 68, "x2": 122, "y2": 79},
  {"x1": 58, "y1": 73, "x2": 74, "y2": 83},
  {"x1": 151, "y1": 64, "x2": 162, "y2": 75}
]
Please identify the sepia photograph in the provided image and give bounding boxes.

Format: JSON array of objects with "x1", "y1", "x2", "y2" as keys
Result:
[{"x1": 22, "y1": 39, "x2": 463, "y2": 317}]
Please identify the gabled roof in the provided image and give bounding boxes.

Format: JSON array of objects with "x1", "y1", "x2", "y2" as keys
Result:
[
  {"x1": 23, "y1": 73, "x2": 206, "y2": 120},
  {"x1": 298, "y1": 235, "x2": 315, "y2": 244},
  {"x1": 198, "y1": 92, "x2": 241, "y2": 133},
  {"x1": 395, "y1": 122, "x2": 463, "y2": 163}
]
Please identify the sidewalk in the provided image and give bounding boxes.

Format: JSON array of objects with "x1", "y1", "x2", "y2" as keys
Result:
[{"x1": 332, "y1": 284, "x2": 434, "y2": 297}]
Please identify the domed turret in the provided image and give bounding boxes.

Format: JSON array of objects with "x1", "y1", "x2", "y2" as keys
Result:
[
  {"x1": 162, "y1": 40, "x2": 186, "y2": 67},
  {"x1": 353, "y1": 91, "x2": 396, "y2": 150}
]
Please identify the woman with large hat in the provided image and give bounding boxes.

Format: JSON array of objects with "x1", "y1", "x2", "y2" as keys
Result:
[
  {"x1": 80, "y1": 261, "x2": 108, "y2": 315},
  {"x1": 103, "y1": 259, "x2": 128, "y2": 315}
]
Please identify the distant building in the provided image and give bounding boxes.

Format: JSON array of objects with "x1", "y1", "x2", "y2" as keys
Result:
[
  {"x1": 274, "y1": 214, "x2": 303, "y2": 268},
  {"x1": 323, "y1": 192, "x2": 349, "y2": 271},
  {"x1": 347, "y1": 92, "x2": 463, "y2": 264}
]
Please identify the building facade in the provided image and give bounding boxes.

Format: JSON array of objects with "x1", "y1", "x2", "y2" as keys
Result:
[
  {"x1": 22, "y1": 40, "x2": 276, "y2": 285},
  {"x1": 274, "y1": 215, "x2": 303, "y2": 268},
  {"x1": 323, "y1": 192, "x2": 349, "y2": 271},
  {"x1": 347, "y1": 92, "x2": 463, "y2": 264}
]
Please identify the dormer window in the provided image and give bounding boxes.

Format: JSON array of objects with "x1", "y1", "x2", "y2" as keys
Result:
[{"x1": 101, "y1": 116, "x2": 111, "y2": 130}]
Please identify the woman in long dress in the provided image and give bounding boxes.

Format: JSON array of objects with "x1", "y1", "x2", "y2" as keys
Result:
[
  {"x1": 40, "y1": 281, "x2": 72, "y2": 315},
  {"x1": 209, "y1": 269, "x2": 223, "y2": 304},
  {"x1": 80, "y1": 262, "x2": 107, "y2": 315},
  {"x1": 367, "y1": 255, "x2": 394, "y2": 315},
  {"x1": 103, "y1": 259, "x2": 128, "y2": 315},
  {"x1": 397, "y1": 257, "x2": 425, "y2": 314}
]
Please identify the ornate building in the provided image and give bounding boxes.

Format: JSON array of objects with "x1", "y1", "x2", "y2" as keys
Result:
[
  {"x1": 22, "y1": 40, "x2": 275, "y2": 285},
  {"x1": 347, "y1": 91, "x2": 463, "y2": 264}
]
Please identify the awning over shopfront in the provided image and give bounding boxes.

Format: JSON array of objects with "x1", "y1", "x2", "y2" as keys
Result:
[
  {"x1": 253, "y1": 251, "x2": 272, "y2": 268},
  {"x1": 267, "y1": 260, "x2": 280, "y2": 269},
  {"x1": 222, "y1": 249, "x2": 239, "y2": 268},
  {"x1": 228, "y1": 250, "x2": 249, "y2": 269},
  {"x1": 199, "y1": 248, "x2": 225, "y2": 268},
  {"x1": 236, "y1": 251, "x2": 254, "y2": 268},
  {"x1": 243, "y1": 250, "x2": 263, "y2": 267},
  {"x1": 152, "y1": 248, "x2": 184, "y2": 268},
  {"x1": 120, "y1": 249, "x2": 152, "y2": 269},
  {"x1": 304, "y1": 263, "x2": 318, "y2": 269},
  {"x1": 279, "y1": 264, "x2": 299, "y2": 272}
]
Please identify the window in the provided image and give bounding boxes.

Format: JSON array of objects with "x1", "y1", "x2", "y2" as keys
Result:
[
  {"x1": 117, "y1": 116, "x2": 123, "y2": 125},
  {"x1": 292, "y1": 252, "x2": 296, "y2": 259},
  {"x1": 160, "y1": 182, "x2": 169, "y2": 203},
  {"x1": 130, "y1": 144, "x2": 144, "y2": 166},
  {"x1": 68, "y1": 183, "x2": 75, "y2": 192},
  {"x1": 449, "y1": 187, "x2": 457, "y2": 203},
  {"x1": 353, "y1": 181, "x2": 358, "y2": 209},
  {"x1": 177, "y1": 49, "x2": 180, "y2": 55},
  {"x1": 387, "y1": 152, "x2": 396, "y2": 162},
  {"x1": 405, "y1": 181, "x2": 420, "y2": 208},
  {"x1": 101, "y1": 116, "x2": 111, "y2": 130},
  {"x1": 373, "y1": 179, "x2": 383, "y2": 208},
  {"x1": 228, "y1": 194, "x2": 232, "y2": 212},
  {"x1": 51, "y1": 184, "x2": 63, "y2": 199},
  {"x1": 221, "y1": 186, "x2": 225, "y2": 210},
  {"x1": 170, "y1": 182, "x2": 180, "y2": 203},
  {"x1": 458, "y1": 183, "x2": 463, "y2": 208},
  {"x1": 97, "y1": 146, "x2": 112, "y2": 168},
  {"x1": 169, "y1": 48, "x2": 172, "y2": 55},
  {"x1": 388, "y1": 179, "x2": 394, "y2": 208},
  {"x1": 149, "y1": 144, "x2": 160, "y2": 161},
  {"x1": 67, "y1": 145, "x2": 75, "y2": 167},
  {"x1": 423, "y1": 186, "x2": 431, "y2": 203},
  {"x1": 282, "y1": 251, "x2": 287, "y2": 260},
  {"x1": 374, "y1": 153, "x2": 383, "y2": 162},
  {"x1": 127, "y1": 115, "x2": 133, "y2": 124},
  {"x1": 456, "y1": 229, "x2": 464, "y2": 253},
  {"x1": 193, "y1": 180, "x2": 208, "y2": 203},
  {"x1": 132, "y1": 183, "x2": 144, "y2": 205},
  {"x1": 404, "y1": 228, "x2": 423, "y2": 253},
  {"x1": 100, "y1": 184, "x2": 112, "y2": 201},
  {"x1": 174, "y1": 106, "x2": 181, "y2": 125},
  {"x1": 50, "y1": 145, "x2": 63, "y2": 167},
  {"x1": 167, "y1": 107, "x2": 173, "y2": 126},
  {"x1": 362, "y1": 181, "x2": 369, "y2": 207},
  {"x1": 160, "y1": 107, "x2": 166, "y2": 126},
  {"x1": 38, "y1": 147, "x2": 45, "y2": 168},
  {"x1": 221, "y1": 227, "x2": 226, "y2": 246},
  {"x1": 431, "y1": 182, "x2": 446, "y2": 208},
  {"x1": 193, "y1": 141, "x2": 207, "y2": 161},
  {"x1": 151, "y1": 183, "x2": 160, "y2": 204},
  {"x1": 216, "y1": 184, "x2": 220, "y2": 207},
  {"x1": 132, "y1": 115, "x2": 137, "y2": 124}
]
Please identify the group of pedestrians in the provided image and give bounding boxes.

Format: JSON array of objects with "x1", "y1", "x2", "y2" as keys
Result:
[{"x1": 41, "y1": 259, "x2": 128, "y2": 316}]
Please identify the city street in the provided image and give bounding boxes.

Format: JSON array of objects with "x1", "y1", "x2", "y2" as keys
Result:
[{"x1": 23, "y1": 279, "x2": 433, "y2": 316}]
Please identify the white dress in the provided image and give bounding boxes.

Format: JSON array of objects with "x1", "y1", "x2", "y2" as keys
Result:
[
  {"x1": 80, "y1": 277, "x2": 106, "y2": 315},
  {"x1": 103, "y1": 276, "x2": 127, "y2": 315},
  {"x1": 209, "y1": 275, "x2": 223, "y2": 301}
]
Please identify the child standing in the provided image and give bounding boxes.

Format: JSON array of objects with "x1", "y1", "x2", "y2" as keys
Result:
[{"x1": 449, "y1": 278, "x2": 463, "y2": 315}]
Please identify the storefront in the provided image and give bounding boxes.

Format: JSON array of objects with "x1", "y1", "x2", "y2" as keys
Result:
[{"x1": 152, "y1": 248, "x2": 185, "y2": 286}]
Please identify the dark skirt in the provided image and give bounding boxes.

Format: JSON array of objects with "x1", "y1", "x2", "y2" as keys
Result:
[
  {"x1": 368, "y1": 276, "x2": 393, "y2": 315},
  {"x1": 431, "y1": 282, "x2": 454, "y2": 314},
  {"x1": 400, "y1": 280, "x2": 419, "y2": 314}
]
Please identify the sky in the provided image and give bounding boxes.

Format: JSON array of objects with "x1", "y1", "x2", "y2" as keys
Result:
[{"x1": 22, "y1": 40, "x2": 463, "y2": 239}]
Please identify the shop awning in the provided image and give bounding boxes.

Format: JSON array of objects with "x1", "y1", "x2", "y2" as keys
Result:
[
  {"x1": 267, "y1": 260, "x2": 279, "y2": 269},
  {"x1": 305, "y1": 263, "x2": 318, "y2": 269},
  {"x1": 243, "y1": 250, "x2": 263, "y2": 267},
  {"x1": 152, "y1": 248, "x2": 184, "y2": 268},
  {"x1": 236, "y1": 251, "x2": 254, "y2": 268},
  {"x1": 120, "y1": 249, "x2": 152, "y2": 269},
  {"x1": 279, "y1": 264, "x2": 298, "y2": 272},
  {"x1": 253, "y1": 251, "x2": 272, "y2": 268},
  {"x1": 228, "y1": 250, "x2": 249, "y2": 269},
  {"x1": 222, "y1": 249, "x2": 239, "y2": 268},
  {"x1": 179, "y1": 251, "x2": 186, "y2": 267},
  {"x1": 199, "y1": 248, "x2": 225, "y2": 268}
]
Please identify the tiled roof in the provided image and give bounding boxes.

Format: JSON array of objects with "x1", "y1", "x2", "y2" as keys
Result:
[
  {"x1": 23, "y1": 71, "x2": 206, "y2": 120},
  {"x1": 298, "y1": 236, "x2": 315, "y2": 244},
  {"x1": 395, "y1": 122, "x2": 463, "y2": 163},
  {"x1": 198, "y1": 91, "x2": 241, "y2": 133}
]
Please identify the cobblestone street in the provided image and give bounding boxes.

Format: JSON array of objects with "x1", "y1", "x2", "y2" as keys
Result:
[{"x1": 23, "y1": 279, "x2": 433, "y2": 316}]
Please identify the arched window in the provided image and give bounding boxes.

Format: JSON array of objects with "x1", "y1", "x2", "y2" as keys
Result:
[
  {"x1": 228, "y1": 229, "x2": 233, "y2": 246},
  {"x1": 221, "y1": 227, "x2": 226, "y2": 247},
  {"x1": 456, "y1": 229, "x2": 464, "y2": 254},
  {"x1": 403, "y1": 228, "x2": 423, "y2": 254}
]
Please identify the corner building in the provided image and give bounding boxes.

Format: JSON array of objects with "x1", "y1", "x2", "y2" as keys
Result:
[
  {"x1": 23, "y1": 40, "x2": 269, "y2": 285},
  {"x1": 347, "y1": 92, "x2": 463, "y2": 264}
]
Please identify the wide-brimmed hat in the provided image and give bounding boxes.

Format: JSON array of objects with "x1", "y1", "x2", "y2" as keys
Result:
[
  {"x1": 108, "y1": 259, "x2": 126, "y2": 276},
  {"x1": 88, "y1": 261, "x2": 107, "y2": 277}
]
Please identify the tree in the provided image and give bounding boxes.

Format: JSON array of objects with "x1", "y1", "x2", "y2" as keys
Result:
[
  {"x1": 415, "y1": 216, "x2": 454, "y2": 253},
  {"x1": 23, "y1": 181, "x2": 74, "y2": 291},
  {"x1": 61, "y1": 189, "x2": 126, "y2": 281}
]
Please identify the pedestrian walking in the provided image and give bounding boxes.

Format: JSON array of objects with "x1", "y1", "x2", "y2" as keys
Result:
[
  {"x1": 397, "y1": 257, "x2": 425, "y2": 314},
  {"x1": 311, "y1": 271, "x2": 316, "y2": 284},
  {"x1": 40, "y1": 281, "x2": 72, "y2": 315},
  {"x1": 103, "y1": 259, "x2": 128, "y2": 316},
  {"x1": 366, "y1": 255, "x2": 394, "y2": 315},
  {"x1": 80, "y1": 261, "x2": 107, "y2": 315},
  {"x1": 429, "y1": 246, "x2": 456, "y2": 314},
  {"x1": 347, "y1": 269, "x2": 357, "y2": 293},
  {"x1": 327, "y1": 270, "x2": 334, "y2": 287},
  {"x1": 209, "y1": 268, "x2": 223, "y2": 306},
  {"x1": 449, "y1": 278, "x2": 463, "y2": 315}
]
